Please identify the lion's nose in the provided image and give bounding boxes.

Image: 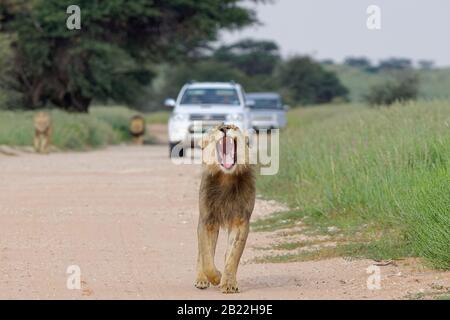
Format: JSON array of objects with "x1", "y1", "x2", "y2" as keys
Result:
[{"x1": 219, "y1": 127, "x2": 227, "y2": 134}]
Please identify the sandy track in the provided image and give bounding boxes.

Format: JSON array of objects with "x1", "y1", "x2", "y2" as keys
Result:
[{"x1": 0, "y1": 145, "x2": 448, "y2": 299}]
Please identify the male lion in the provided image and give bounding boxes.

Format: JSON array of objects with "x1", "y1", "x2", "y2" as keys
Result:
[
  {"x1": 33, "y1": 112, "x2": 52, "y2": 154},
  {"x1": 129, "y1": 115, "x2": 146, "y2": 145},
  {"x1": 195, "y1": 124, "x2": 255, "y2": 294}
]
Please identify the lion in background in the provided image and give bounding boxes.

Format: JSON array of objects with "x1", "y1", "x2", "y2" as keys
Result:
[
  {"x1": 129, "y1": 115, "x2": 146, "y2": 145},
  {"x1": 195, "y1": 124, "x2": 255, "y2": 294},
  {"x1": 33, "y1": 112, "x2": 52, "y2": 154}
]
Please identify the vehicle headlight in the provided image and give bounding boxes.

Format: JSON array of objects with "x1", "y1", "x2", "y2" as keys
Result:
[
  {"x1": 171, "y1": 113, "x2": 189, "y2": 121},
  {"x1": 226, "y1": 113, "x2": 243, "y2": 122}
]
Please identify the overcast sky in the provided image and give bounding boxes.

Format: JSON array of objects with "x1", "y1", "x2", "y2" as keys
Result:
[{"x1": 220, "y1": 0, "x2": 450, "y2": 67}]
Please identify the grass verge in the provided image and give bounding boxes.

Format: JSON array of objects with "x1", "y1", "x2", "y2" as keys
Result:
[
  {"x1": 0, "y1": 106, "x2": 150, "y2": 150},
  {"x1": 255, "y1": 101, "x2": 450, "y2": 269}
]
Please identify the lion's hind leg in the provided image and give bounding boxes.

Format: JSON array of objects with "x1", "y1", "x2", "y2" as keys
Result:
[{"x1": 42, "y1": 130, "x2": 51, "y2": 154}]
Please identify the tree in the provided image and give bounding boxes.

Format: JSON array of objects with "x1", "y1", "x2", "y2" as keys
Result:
[
  {"x1": 320, "y1": 59, "x2": 335, "y2": 65},
  {"x1": 344, "y1": 56, "x2": 372, "y2": 69},
  {"x1": 277, "y1": 56, "x2": 348, "y2": 105},
  {"x1": 143, "y1": 39, "x2": 281, "y2": 111},
  {"x1": 144, "y1": 60, "x2": 250, "y2": 111},
  {"x1": 378, "y1": 58, "x2": 412, "y2": 71},
  {"x1": 0, "y1": 0, "x2": 260, "y2": 112},
  {"x1": 213, "y1": 39, "x2": 280, "y2": 76},
  {"x1": 418, "y1": 60, "x2": 434, "y2": 70}
]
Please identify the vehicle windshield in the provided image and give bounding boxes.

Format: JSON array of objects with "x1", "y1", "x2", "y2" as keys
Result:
[
  {"x1": 249, "y1": 97, "x2": 282, "y2": 109},
  {"x1": 180, "y1": 88, "x2": 240, "y2": 105}
]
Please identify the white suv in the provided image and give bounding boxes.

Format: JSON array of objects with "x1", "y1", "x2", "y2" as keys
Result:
[{"x1": 165, "y1": 81, "x2": 252, "y2": 157}]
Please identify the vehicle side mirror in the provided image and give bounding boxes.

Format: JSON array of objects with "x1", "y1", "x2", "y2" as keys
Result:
[
  {"x1": 164, "y1": 98, "x2": 176, "y2": 108},
  {"x1": 283, "y1": 105, "x2": 290, "y2": 111},
  {"x1": 246, "y1": 99, "x2": 255, "y2": 108}
]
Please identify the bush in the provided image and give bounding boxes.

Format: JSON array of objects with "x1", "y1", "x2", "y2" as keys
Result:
[
  {"x1": 90, "y1": 106, "x2": 137, "y2": 140},
  {"x1": 365, "y1": 72, "x2": 420, "y2": 106}
]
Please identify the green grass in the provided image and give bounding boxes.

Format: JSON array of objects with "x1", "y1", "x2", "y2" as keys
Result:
[
  {"x1": 256, "y1": 238, "x2": 414, "y2": 264},
  {"x1": 0, "y1": 106, "x2": 143, "y2": 150},
  {"x1": 256, "y1": 101, "x2": 450, "y2": 269},
  {"x1": 325, "y1": 65, "x2": 450, "y2": 102},
  {"x1": 144, "y1": 111, "x2": 170, "y2": 124},
  {"x1": 271, "y1": 240, "x2": 318, "y2": 251},
  {"x1": 252, "y1": 210, "x2": 304, "y2": 232},
  {"x1": 90, "y1": 106, "x2": 139, "y2": 141}
]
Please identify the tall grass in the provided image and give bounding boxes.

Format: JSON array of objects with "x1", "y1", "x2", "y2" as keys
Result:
[
  {"x1": 258, "y1": 101, "x2": 450, "y2": 268},
  {"x1": 0, "y1": 106, "x2": 139, "y2": 150}
]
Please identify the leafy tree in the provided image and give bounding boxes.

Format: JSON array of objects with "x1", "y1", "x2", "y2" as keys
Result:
[
  {"x1": 418, "y1": 60, "x2": 434, "y2": 70},
  {"x1": 144, "y1": 60, "x2": 249, "y2": 111},
  {"x1": 0, "y1": 0, "x2": 260, "y2": 112},
  {"x1": 344, "y1": 56, "x2": 372, "y2": 69},
  {"x1": 213, "y1": 38, "x2": 280, "y2": 76},
  {"x1": 144, "y1": 39, "x2": 281, "y2": 111},
  {"x1": 320, "y1": 59, "x2": 335, "y2": 65},
  {"x1": 277, "y1": 56, "x2": 348, "y2": 105},
  {"x1": 378, "y1": 58, "x2": 412, "y2": 71}
]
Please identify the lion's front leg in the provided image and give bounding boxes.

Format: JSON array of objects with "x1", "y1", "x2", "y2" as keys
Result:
[
  {"x1": 194, "y1": 255, "x2": 210, "y2": 289},
  {"x1": 195, "y1": 219, "x2": 221, "y2": 288},
  {"x1": 220, "y1": 219, "x2": 249, "y2": 294},
  {"x1": 33, "y1": 134, "x2": 40, "y2": 153}
]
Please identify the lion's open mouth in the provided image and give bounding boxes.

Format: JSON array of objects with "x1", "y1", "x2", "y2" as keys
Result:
[{"x1": 216, "y1": 135, "x2": 237, "y2": 170}]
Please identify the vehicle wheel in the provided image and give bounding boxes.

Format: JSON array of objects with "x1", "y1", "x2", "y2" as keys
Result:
[{"x1": 169, "y1": 142, "x2": 184, "y2": 158}]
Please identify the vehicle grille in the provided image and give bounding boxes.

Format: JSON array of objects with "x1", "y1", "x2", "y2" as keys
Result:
[
  {"x1": 188, "y1": 123, "x2": 222, "y2": 133},
  {"x1": 253, "y1": 115, "x2": 274, "y2": 121},
  {"x1": 190, "y1": 114, "x2": 227, "y2": 121}
]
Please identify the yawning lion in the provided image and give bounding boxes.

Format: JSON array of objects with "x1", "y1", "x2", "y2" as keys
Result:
[{"x1": 195, "y1": 124, "x2": 255, "y2": 294}]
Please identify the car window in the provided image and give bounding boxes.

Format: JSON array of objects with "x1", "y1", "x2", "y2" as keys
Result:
[
  {"x1": 250, "y1": 98, "x2": 282, "y2": 109},
  {"x1": 180, "y1": 88, "x2": 240, "y2": 105}
]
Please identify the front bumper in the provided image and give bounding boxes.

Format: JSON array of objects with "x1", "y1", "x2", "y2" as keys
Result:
[{"x1": 251, "y1": 120, "x2": 280, "y2": 129}]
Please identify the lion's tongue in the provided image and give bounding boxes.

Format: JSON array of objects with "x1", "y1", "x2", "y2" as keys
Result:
[{"x1": 221, "y1": 136, "x2": 235, "y2": 169}]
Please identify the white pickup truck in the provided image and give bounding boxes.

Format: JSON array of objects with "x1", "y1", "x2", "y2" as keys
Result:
[{"x1": 165, "y1": 81, "x2": 253, "y2": 157}]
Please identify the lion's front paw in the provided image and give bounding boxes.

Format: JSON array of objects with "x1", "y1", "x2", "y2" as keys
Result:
[
  {"x1": 220, "y1": 278, "x2": 240, "y2": 294},
  {"x1": 194, "y1": 279, "x2": 210, "y2": 290}
]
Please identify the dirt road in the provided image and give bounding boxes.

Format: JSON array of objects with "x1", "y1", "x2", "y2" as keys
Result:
[{"x1": 0, "y1": 144, "x2": 448, "y2": 299}]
